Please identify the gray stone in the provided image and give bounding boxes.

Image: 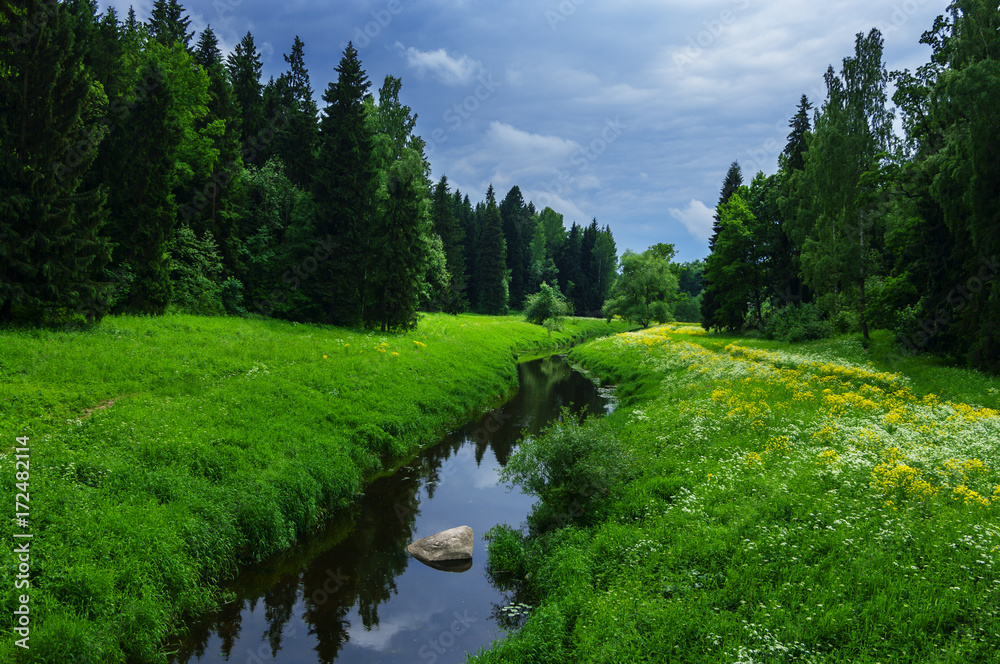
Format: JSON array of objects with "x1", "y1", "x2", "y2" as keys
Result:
[{"x1": 407, "y1": 526, "x2": 474, "y2": 567}]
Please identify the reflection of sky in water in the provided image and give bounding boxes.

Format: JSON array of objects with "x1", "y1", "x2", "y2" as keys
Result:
[
  {"x1": 170, "y1": 355, "x2": 607, "y2": 664},
  {"x1": 336, "y1": 447, "x2": 525, "y2": 661}
]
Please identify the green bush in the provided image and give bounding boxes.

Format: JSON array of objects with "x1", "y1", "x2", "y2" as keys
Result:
[
  {"x1": 484, "y1": 524, "x2": 529, "y2": 579},
  {"x1": 500, "y1": 412, "x2": 633, "y2": 534},
  {"x1": 523, "y1": 282, "x2": 571, "y2": 332},
  {"x1": 673, "y1": 293, "x2": 702, "y2": 324},
  {"x1": 765, "y1": 302, "x2": 833, "y2": 342},
  {"x1": 167, "y1": 225, "x2": 224, "y2": 315}
]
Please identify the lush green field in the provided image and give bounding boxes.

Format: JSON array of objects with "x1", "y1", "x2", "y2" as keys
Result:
[
  {"x1": 477, "y1": 324, "x2": 1000, "y2": 663},
  {"x1": 0, "y1": 313, "x2": 633, "y2": 663}
]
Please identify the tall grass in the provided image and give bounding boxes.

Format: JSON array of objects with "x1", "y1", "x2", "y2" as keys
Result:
[
  {"x1": 0, "y1": 313, "x2": 632, "y2": 663},
  {"x1": 475, "y1": 323, "x2": 1000, "y2": 663}
]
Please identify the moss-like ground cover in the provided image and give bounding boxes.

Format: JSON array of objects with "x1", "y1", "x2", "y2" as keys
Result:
[
  {"x1": 0, "y1": 313, "x2": 633, "y2": 663},
  {"x1": 477, "y1": 324, "x2": 1000, "y2": 663}
]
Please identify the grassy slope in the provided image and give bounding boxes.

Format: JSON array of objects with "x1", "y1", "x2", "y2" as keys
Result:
[
  {"x1": 0, "y1": 313, "x2": 633, "y2": 664},
  {"x1": 474, "y1": 325, "x2": 1000, "y2": 663}
]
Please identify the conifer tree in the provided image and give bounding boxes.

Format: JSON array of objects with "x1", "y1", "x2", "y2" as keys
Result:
[
  {"x1": 701, "y1": 161, "x2": 743, "y2": 329},
  {"x1": 500, "y1": 185, "x2": 529, "y2": 307},
  {"x1": 432, "y1": 176, "x2": 467, "y2": 313},
  {"x1": 186, "y1": 25, "x2": 245, "y2": 277},
  {"x1": 368, "y1": 153, "x2": 426, "y2": 331},
  {"x1": 148, "y1": 0, "x2": 193, "y2": 48},
  {"x1": 0, "y1": 0, "x2": 112, "y2": 322},
  {"x1": 227, "y1": 31, "x2": 265, "y2": 166},
  {"x1": 783, "y1": 95, "x2": 813, "y2": 172},
  {"x1": 277, "y1": 36, "x2": 318, "y2": 187},
  {"x1": 476, "y1": 185, "x2": 509, "y2": 314},
  {"x1": 314, "y1": 43, "x2": 378, "y2": 326}
]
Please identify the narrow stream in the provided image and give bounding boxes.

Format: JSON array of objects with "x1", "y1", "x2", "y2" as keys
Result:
[{"x1": 170, "y1": 354, "x2": 612, "y2": 664}]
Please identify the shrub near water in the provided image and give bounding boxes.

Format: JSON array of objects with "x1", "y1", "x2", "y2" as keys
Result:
[
  {"x1": 475, "y1": 323, "x2": 1000, "y2": 663},
  {"x1": 0, "y1": 313, "x2": 632, "y2": 663}
]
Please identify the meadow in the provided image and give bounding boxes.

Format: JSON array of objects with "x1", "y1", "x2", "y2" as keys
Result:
[
  {"x1": 0, "y1": 313, "x2": 633, "y2": 663},
  {"x1": 477, "y1": 324, "x2": 1000, "y2": 663}
]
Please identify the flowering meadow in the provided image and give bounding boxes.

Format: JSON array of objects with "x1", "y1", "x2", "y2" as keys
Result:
[{"x1": 476, "y1": 324, "x2": 1000, "y2": 663}]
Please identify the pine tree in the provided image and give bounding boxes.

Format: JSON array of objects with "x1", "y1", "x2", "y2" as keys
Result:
[
  {"x1": 0, "y1": 0, "x2": 113, "y2": 322},
  {"x1": 476, "y1": 185, "x2": 509, "y2": 314},
  {"x1": 148, "y1": 0, "x2": 193, "y2": 48},
  {"x1": 313, "y1": 43, "x2": 378, "y2": 326},
  {"x1": 227, "y1": 32, "x2": 265, "y2": 166}
]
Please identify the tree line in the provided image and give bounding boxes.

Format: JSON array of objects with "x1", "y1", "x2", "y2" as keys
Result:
[
  {"x1": 0, "y1": 0, "x2": 621, "y2": 331},
  {"x1": 700, "y1": 1, "x2": 1000, "y2": 373}
]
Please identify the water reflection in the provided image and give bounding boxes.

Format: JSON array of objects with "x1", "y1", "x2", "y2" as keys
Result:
[{"x1": 170, "y1": 355, "x2": 608, "y2": 664}]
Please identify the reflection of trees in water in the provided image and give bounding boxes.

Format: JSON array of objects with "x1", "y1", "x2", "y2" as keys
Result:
[
  {"x1": 265, "y1": 574, "x2": 299, "y2": 656},
  {"x1": 169, "y1": 355, "x2": 607, "y2": 663}
]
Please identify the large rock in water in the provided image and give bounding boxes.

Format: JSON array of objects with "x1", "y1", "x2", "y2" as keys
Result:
[{"x1": 407, "y1": 526, "x2": 474, "y2": 571}]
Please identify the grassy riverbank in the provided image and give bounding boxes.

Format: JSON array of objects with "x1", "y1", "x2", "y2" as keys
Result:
[
  {"x1": 0, "y1": 313, "x2": 633, "y2": 663},
  {"x1": 477, "y1": 324, "x2": 1000, "y2": 663}
]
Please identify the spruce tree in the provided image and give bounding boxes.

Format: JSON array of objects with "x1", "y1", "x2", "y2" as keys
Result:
[
  {"x1": 0, "y1": 0, "x2": 112, "y2": 322},
  {"x1": 557, "y1": 222, "x2": 584, "y2": 310},
  {"x1": 187, "y1": 25, "x2": 244, "y2": 278},
  {"x1": 701, "y1": 161, "x2": 743, "y2": 329},
  {"x1": 148, "y1": 0, "x2": 193, "y2": 48},
  {"x1": 432, "y1": 176, "x2": 467, "y2": 313},
  {"x1": 368, "y1": 154, "x2": 425, "y2": 331},
  {"x1": 227, "y1": 31, "x2": 265, "y2": 166},
  {"x1": 313, "y1": 43, "x2": 377, "y2": 326},
  {"x1": 500, "y1": 185, "x2": 529, "y2": 306},
  {"x1": 580, "y1": 219, "x2": 600, "y2": 315},
  {"x1": 278, "y1": 36, "x2": 318, "y2": 187},
  {"x1": 783, "y1": 95, "x2": 813, "y2": 172},
  {"x1": 476, "y1": 185, "x2": 509, "y2": 314},
  {"x1": 194, "y1": 24, "x2": 221, "y2": 68}
]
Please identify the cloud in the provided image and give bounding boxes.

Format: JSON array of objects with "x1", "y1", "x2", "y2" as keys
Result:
[
  {"x1": 397, "y1": 44, "x2": 482, "y2": 86},
  {"x1": 669, "y1": 200, "x2": 716, "y2": 242}
]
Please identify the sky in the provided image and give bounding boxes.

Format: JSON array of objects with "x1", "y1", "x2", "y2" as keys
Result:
[{"x1": 99, "y1": 0, "x2": 947, "y2": 262}]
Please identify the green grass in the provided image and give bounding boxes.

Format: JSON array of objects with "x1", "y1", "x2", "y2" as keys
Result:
[
  {"x1": 474, "y1": 324, "x2": 1000, "y2": 663},
  {"x1": 0, "y1": 313, "x2": 633, "y2": 663}
]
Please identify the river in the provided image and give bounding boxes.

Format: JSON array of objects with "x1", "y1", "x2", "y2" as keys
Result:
[{"x1": 170, "y1": 354, "x2": 611, "y2": 664}]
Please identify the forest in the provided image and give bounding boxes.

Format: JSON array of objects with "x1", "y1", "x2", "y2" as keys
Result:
[
  {"x1": 1, "y1": 0, "x2": 625, "y2": 334},
  {"x1": 699, "y1": 5, "x2": 999, "y2": 373},
  {"x1": 2, "y1": 0, "x2": 998, "y2": 364}
]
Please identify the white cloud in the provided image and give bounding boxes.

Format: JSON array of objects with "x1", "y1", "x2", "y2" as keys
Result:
[
  {"x1": 484, "y1": 122, "x2": 580, "y2": 161},
  {"x1": 397, "y1": 44, "x2": 482, "y2": 86},
  {"x1": 669, "y1": 199, "x2": 716, "y2": 242}
]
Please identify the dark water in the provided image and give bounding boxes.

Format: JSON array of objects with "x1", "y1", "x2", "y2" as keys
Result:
[{"x1": 170, "y1": 355, "x2": 612, "y2": 664}]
